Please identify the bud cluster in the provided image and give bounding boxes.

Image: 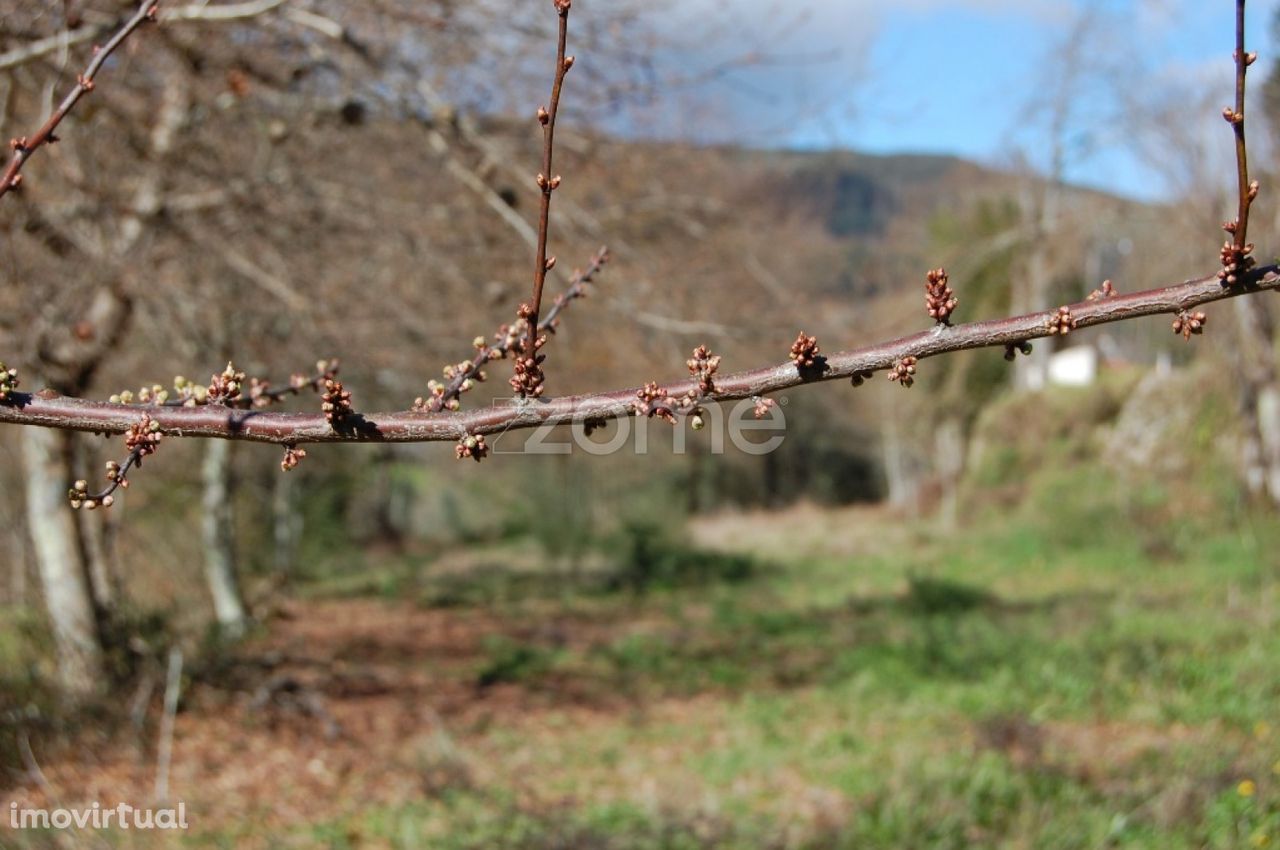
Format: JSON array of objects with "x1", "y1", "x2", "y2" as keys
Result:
[
  {"x1": 125, "y1": 415, "x2": 163, "y2": 459},
  {"x1": 1087, "y1": 280, "x2": 1116, "y2": 301},
  {"x1": 687, "y1": 345, "x2": 721, "y2": 396},
  {"x1": 68, "y1": 480, "x2": 111, "y2": 511},
  {"x1": 0, "y1": 362, "x2": 18, "y2": 400},
  {"x1": 322, "y1": 379, "x2": 353, "y2": 424},
  {"x1": 110, "y1": 383, "x2": 173, "y2": 405},
  {"x1": 1219, "y1": 236, "x2": 1256, "y2": 286},
  {"x1": 1045, "y1": 306, "x2": 1077, "y2": 336},
  {"x1": 455, "y1": 434, "x2": 489, "y2": 462},
  {"x1": 789, "y1": 332, "x2": 822, "y2": 370},
  {"x1": 247, "y1": 359, "x2": 339, "y2": 409},
  {"x1": 925, "y1": 268, "x2": 957, "y2": 325},
  {"x1": 207, "y1": 362, "x2": 246, "y2": 405},
  {"x1": 510, "y1": 355, "x2": 546, "y2": 399},
  {"x1": 635, "y1": 346, "x2": 726, "y2": 426},
  {"x1": 509, "y1": 304, "x2": 547, "y2": 398},
  {"x1": 107, "y1": 360, "x2": 339, "y2": 411},
  {"x1": 1172, "y1": 310, "x2": 1207, "y2": 340},
  {"x1": 281, "y1": 445, "x2": 306, "y2": 472},
  {"x1": 415, "y1": 358, "x2": 485, "y2": 413},
  {"x1": 888, "y1": 356, "x2": 919, "y2": 388},
  {"x1": 634, "y1": 381, "x2": 676, "y2": 424},
  {"x1": 753, "y1": 397, "x2": 776, "y2": 420},
  {"x1": 850, "y1": 370, "x2": 874, "y2": 387}
]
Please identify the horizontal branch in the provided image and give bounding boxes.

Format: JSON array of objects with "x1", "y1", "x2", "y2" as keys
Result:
[{"x1": 1, "y1": 267, "x2": 1277, "y2": 446}]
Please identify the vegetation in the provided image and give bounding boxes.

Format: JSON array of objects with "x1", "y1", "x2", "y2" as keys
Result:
[{"x1": 4, "y1": 377, "x2": 1278, "y2": 849}]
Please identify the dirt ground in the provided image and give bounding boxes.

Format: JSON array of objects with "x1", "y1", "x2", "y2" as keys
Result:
[{"x1": 2, "y1": 596, "x2": 654, "y2": 836}]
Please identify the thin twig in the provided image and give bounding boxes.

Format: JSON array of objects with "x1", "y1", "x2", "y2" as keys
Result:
[
  {"x1": 0, "y1": 1, "x2": 159, "y2": 201},
  {"x1": 1232, "y1": 0, "x2": 1254, "y2": 252},
  {"x1": 72, "y1": 447, "x2": 142, "y2": 508},
  {"x1": 518, "y1": 0, "x2": 575, "y2": 397},
  {"x1": 3, "y1": 266, "x2": 1277, "y2": 446},
  {"x1": 1220, "y1": 0, "x2": 1259, "y2": 285}
]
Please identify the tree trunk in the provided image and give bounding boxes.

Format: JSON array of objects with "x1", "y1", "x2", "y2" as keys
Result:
[
  {"x1": 22, "y1": 426, "x2": 105, "y2": 697},
  {"x1": 1234, "y1": 297, "x2": 1280, "y2": 506},
  {"x1": 272, "y1": 466, "x2": 300, "y2": 580},
  {"x1": 201, "y1": 439, "x2": 248, "y2": 637},
  {"x1": 3, "y1": 487, "x2": 28, "y2": 606},
  {"x1": 73, "y1": 435, "x2": 115, "y2": 610},
  {"x1": 934, "y1": 416, "x2": 965, "y2": 530},
  {"x1": 881, "y1": 418, "x2": 918, "y2": 509}
]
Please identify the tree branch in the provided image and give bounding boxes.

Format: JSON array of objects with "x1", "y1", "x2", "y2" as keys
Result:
[
  {"x1": 515, "y1": 0, "x2": 575, "y2": 399},
  {"x1": 0, "y1": 1, "x2": 159, "y2": 201},
  {"x1": 3, "y1": 266, "x2": 1276, "y2": 445},
  {"x1": 1220, "y1": 0, "x2": 1259, "y2": 285}
]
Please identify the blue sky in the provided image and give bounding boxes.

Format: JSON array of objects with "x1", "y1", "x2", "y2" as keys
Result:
[{"x1": 652, "y1": 0, "x2": 1280, "y2": 199}]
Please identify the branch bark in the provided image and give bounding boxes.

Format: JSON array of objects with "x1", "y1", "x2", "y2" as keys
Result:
[{"x1": 2, "y1": 267, "x2": 1276, "y2": 446}]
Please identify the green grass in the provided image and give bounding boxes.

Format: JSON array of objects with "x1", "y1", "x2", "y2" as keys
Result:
[
  {"x1": 10, "y1": 494, "x2": 1280, "y2": 849},
  {"x1": 182, "y1": 501, "x2": 1280, "y2": 849}
]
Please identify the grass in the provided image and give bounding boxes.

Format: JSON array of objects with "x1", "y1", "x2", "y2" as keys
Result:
[
  {"x1": 222, "y1": 505, "x2": 1280, "y2": 846},
  {"x1": 6, "y1": 498, "x2": 1280, "y2": 849}
]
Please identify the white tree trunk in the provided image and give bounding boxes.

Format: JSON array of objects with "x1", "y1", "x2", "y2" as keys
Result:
[
  {"x1": 1234, "y1": 297, "x2": 1280, "y2": 507},
  {"x1": 1258, "y1": 386, "x2": 1280, "y2": 504},
  {"x1": 272, "y1": 467, "x2": 300, "y2": 579},
  {"x1": 881, "y1": 418, "x2": 918, "y2": 509},
  {"x1": 201, "y1": 439, "x2": 247, "y2": 637},
  {"x1": 74, "y1": 436, "x2": 115, "y2": 610},
  {"x1": 934, "y1": 417, "x2": 965, "y2": 530},
  {"x1": 22, "y1": 427, "x2": 104, "y2": 697}
]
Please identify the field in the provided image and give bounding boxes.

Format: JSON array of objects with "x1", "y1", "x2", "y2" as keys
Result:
[{"x1": 4, "y1": 498, "x2": 1279, "y2": 849}]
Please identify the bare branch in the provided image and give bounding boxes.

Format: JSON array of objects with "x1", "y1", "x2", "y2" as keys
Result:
[
  {"x1": 0, "y1": 0, "x2": 159, "y2": 201},
  {"x1": 2, "y1": 266, "x2": 1276, "y2": 446},
  {"x1": 516, "y1": 0, "x2": 575, "y2": 399},
  {"x1": 1220, "y1": 0, "x2": 1260, "y2": 285}
]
